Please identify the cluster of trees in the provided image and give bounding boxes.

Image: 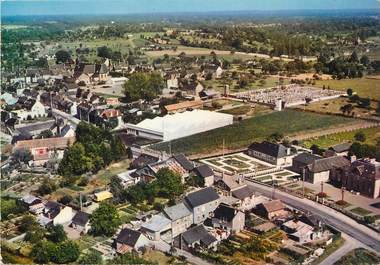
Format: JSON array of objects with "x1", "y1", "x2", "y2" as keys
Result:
[
  {"x1": 17, "y1": 215, "x2": 80, "y2": 264},
  {"x1": 97, "y1": 46, "x2": 122, "y2": 61},
  {"x1": 349, "y1": 140, "x2": 380, "y2": 161},
  {"x1": 89, "y1": 202, "x2": 121, "y2": 236},
  {"x1": 0, "y1": 196, "x2": 27, "y2": 220},
  {"x1": 111, "y1": 168, "x2": 183, "y2": 205},
  {"x1": 58, "y1": 122, "x2": 125, "y2": 183},
  {"x1": 315, "y1": 51, "x2": 367, "y2": 79},
  {"x1": 123, "y1": 72, "x2": 164, "y2": 102}
]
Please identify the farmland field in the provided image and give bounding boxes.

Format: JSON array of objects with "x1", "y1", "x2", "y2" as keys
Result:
[
  {"x1": 315, "y1": 78, "x2": 380, "y2": 100},
  {"x1": 152, "y1": 109, "x2": 353, "y2": 155},
  {"x1": 302, "y1": 126, "x2": 380, "y2": 148}
]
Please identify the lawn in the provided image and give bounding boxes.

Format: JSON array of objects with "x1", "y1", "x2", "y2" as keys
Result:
[
  {"x1": 152, "y1": 109, "x2": 353, "y2": 155},
  {"x1": 315, "y1": 78, "x2": 380, "y2": 100},
  {"x1": 350, "y1": 207, "x2": 372, "y2": 216},
  {"x1": 334, "y1": 248, "x2": 380, "y2": 265},
  {"x1": 302, "y1": 126, "x2": 380, "y2": 149}
]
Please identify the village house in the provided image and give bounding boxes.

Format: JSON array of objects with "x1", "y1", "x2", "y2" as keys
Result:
[
  {"x1": 184, "y1": 187, "x2": 220, "y2": 224},
  {"x1": 214, "y1": 175, "x2": 245, "y2": 196},
  {"x1": 192, "y1": 164, "x2": 215, "y2": 187},
  {"x1": 211, "y1": 204, "x2": 245, "y2": 233},
  {"x1": 180, "y1": 224, "x2": 218, "y2": 251},
  {"x1": 292, "y1": 152, "x2": 322, "y2": 174},
  {"x1": 256, "y1": 200, "x2": 287, "y2": 221},
  {"x1": 116, "y1": 170, "x2": 141, "y2": 188},
  {"x1": 140, "y1": 213, "x2": 172, "y2": 241},
  {"x1": 305, "y1": 156, "x2": 350, "y2": 184},
  {"x1": 13, "y1": 119, "x2": 57, "y2": 140},
  {"x1": 281, "y1": 219, "x2": 319, "y2": 244},
  {"x1": 163, "y1": 203, "x2": 193, "y2": 238},
  {"x1": 327, "y1": 142, "x2": 352, "y2": 157},
  {"x1": 231, "y1": 185, "x2": 257, "y2": 211},
  {"x1": 12, "y1": 100, "x2": 47, "y2": 121},
  {"x1": 247, "y1": 141, "x2": 294, "y2": 166},
  {"x1": 114, "y1": 228, "x2": 149, "y2": 254},
  {"x1": 38, "y1": 201, "x2": 74, "y2": 227},
  {"x1": 71, "y1": 211, "x2": 91, "y2": 234},
  {"x1": 331, "y1": 158, "x2": 380, "y2": 199},
  {"x1": 13, "y1": 137, "x2": 75, "y2": 166},
  {"x1": 20, "y1": 195, "x2": 44, "y2": 215}
]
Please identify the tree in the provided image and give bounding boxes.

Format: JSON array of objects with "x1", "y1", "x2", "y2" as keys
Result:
[
  {"x1": 156, "y1": 168, "x2": 184, "y2": 197},
  {"x1": 58, "y1": 143, "x2": 94, "y2": 177},
  {"x1": 19, "y1": 215, "x2": 38, "y2": 233},
  {"x1": 360, "y1": 55, "x2": 370, "y2": 66},
  {"x1": 123, "y1": 72, "x2": 164, "y2": 102},
  {"x1": 13, "y1": 149, "x2": 32, "y2": 164},
  {"x1": 37, "y1": 178, "x2": 57, "y2": 196},
  {"x1": 187, "y1": 173, "x2": 205, "y2": 187},
  {"x1": 32, "y1": 240, "x2": 56, "y2": 264},
  {"x1": 53, "y1": 241, "x2": 80, "y2": 264},
  {"x1": 58, "y1": 194, "x2": 73, "y2": 205},
  {"x1": 110, "y1": 175, "x2": 126, "y2": 203},
  {"x1": 346, "y1": 88, "x2": 353, "y2": 97},
  {"x1": 97, "y1": 46, "x2": 112, "y2": 58},
  {"x1": 38, "y1": 129, "x2": 53, "y2": 139},
  {"x1": 268, "y1": 132, "x2": 284, "y2": 143},
  {"x1": 90, "y1": 203, "x2": 120, "y2": 236},
  {"x1": 25, "y1": 226, "x2": 46, "y2": 244},
  {"x1": 78, "y1": 250, "x2": 103, "y2": 265},
  {"x1": 55, "y1": 50, "x2": 71, "y2": 63},
  {"x1": 340, "y1": 104, "x2": 353, "y2": 115},
  {"x1": 47, "y1": 225, "x2": 67, "y2": 243},
  {"x1": 354, "y1": 131, "x2": 366, "y2": 142}
]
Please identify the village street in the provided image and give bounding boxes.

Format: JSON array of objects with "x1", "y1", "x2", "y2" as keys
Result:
[{"x1": 246, "y1": 180, "x2": 380, "y2": 252}]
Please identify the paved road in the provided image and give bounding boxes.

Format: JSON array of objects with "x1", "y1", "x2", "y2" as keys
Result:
[
  {"x1": 51, "y1": 108, "x2": 81, "y2": 125},
  {"x1": 246, "y1": 181, "x2": 380, "y2": 252},
  {"x1": 319, "y1": 233, "x2": 367, "y2": 265}
]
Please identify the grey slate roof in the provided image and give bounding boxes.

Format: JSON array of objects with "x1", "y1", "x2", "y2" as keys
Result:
[
  {"x1": 329, "y1": 142, "x2": 352, "y2": 153},
  {"x1": 163, "y1": 203, "x2": 191, "y2": 221},
  {"x1": 141, "y1": 214, "x2": 171, "y2": 232},
  {"x1": 193, "y1": 164, "x2": 214, "y2": 178},
  {"x1": 173, "y1": 154, "x2": 194, "y2": 171},
  {"x1": 213, "y1": 204, "x2": 238, "y2": 222},
  {"x1": 72, "y1": 211, "x2": 90, "y2": 226},
  {"x1": 182, "y1": 225, "x2": 217, "y2": 246},
  {"x1": 232, "y1": 185, "x2": 254, "y2": 200},
  {"x1": 116, "y1": 228, "x2": 142, "y2": 247},
  {"x1": 248, "y1": 141, "x2": 288, "y2": 158},
  {"x1": 307, "y1": 156, "x2": 350, "y2": 173},
  {"x1": 293, "y1": 152, "x2": 321, "y2": 165},
  {"x1": 185, "y1": 187, "x2": 219, "y2": 208}
]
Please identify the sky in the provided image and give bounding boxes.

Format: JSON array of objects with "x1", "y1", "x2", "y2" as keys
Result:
[{"x1": 2, "y1": 0, "x2": 380, "y2": 16}]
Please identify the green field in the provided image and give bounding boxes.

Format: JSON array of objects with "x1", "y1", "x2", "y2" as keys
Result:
[
  {"x1": 302, "y1": 126, "x2": 380, "y2": 149},
  {"x1": 315, "y1": 78, "x2": 380, "y2": 100},
  {"x1": 152, "y1": 109, "x2": 353, "y2": 155}
]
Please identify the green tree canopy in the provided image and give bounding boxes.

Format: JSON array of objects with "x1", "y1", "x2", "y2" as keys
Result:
[
  {"x1": 123, "y1": 72, "x2": 164, "y2": 102},
  {"x1": 55, "y1": 50, "x2": 71, "y2": 64},
  {"x1": 90, "y1": 202, "x2": 121, "y2": 236},
  {"x1": 47, "y1": 224, "x2": 67, "y2": 243}
]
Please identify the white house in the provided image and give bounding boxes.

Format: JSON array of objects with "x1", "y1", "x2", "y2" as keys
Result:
[{"x1": 13, "y1": 101, "x2": 47, "y2": 121}]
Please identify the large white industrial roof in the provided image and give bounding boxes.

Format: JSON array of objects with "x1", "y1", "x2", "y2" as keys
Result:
[{"x1": 130, "y1": 110, "x2": 233, "y2": 141}]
